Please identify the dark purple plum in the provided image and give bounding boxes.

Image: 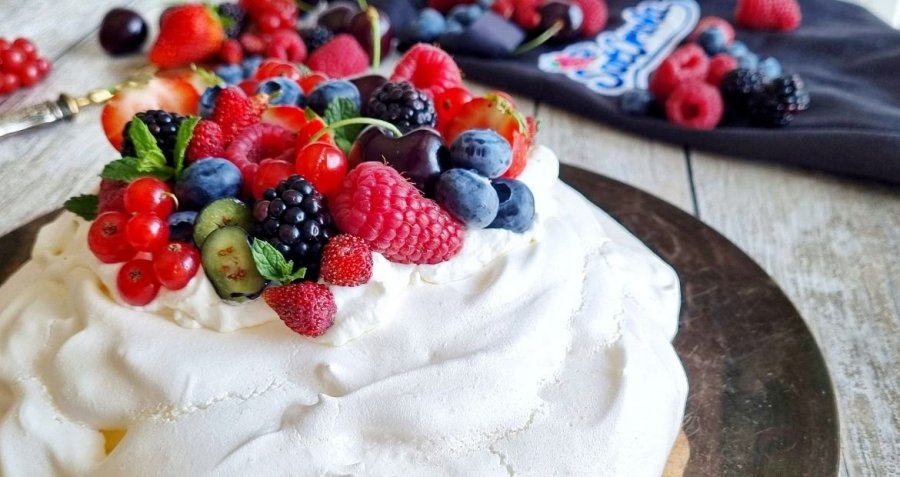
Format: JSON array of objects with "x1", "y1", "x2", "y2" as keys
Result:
[
  {"x1": 318, "y1": 3, "x2": 358, "y2": 33},
  {"x1": 348, "y1": 8, "x2": 394, "y2": 61},
  {"x1": 99, "y1": 8, "x2": 148, "y2": 55},
  {"x1": 349, "y1": 127, "x2": 449, "y2": 195}
]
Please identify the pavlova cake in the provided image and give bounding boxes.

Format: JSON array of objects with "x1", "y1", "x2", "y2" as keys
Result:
[{"x1": 0, "y1": 23, "x2": 687, "y2": 475}]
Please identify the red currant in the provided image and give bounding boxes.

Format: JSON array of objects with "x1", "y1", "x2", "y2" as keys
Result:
[
  {"x1": 295, "y1": 117, "x2": 332, "y2": 149},
  {"x1": 124, "y1": 177, "x2": 175, "y2": 216},
  {"x1": 87, "y1": 211, "x2": 137, "y2": 263},
  {"x1": 295, "y1": 142, "x2": 348, "y2": 196},
  {"x1": 435, "y1": 87, "x2": 474, "y2": 130},
  {"x1": 0, "y1": 38, "x2": 9, "y2": 51},
  {"x1": 1, "y1": 49, "x2": 25, "y2": 73},
  {"x1": 117, "y1": 259, "x2": 161, "y2": 306},
  {"x1": 12, "y1": 38, "x2": 36, "y2": 59},
  {"x1": 0, "y1": 73, "x2": 19, "y2": 94},
  {"x1": 16, "y1": 63, "x2": 40, "y2": 87},
  {"x1": 152, "y1": 242, "x2": 200, "y2": 290},
  {"x1": 125, "y1": 214, "x2": 169, "y2": 252},
  {"x1": 33, "y1": 57, "x2": 51, "y2": 77},
  {"x1": 252, "y1": 159, "x2": 294, "y2": 199}
]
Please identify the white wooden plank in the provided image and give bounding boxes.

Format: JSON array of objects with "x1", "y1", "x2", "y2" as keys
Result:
[
  {"x1": 536, "y1": 104, "x2": 695, "y2": 213},
  {"x1": 690, "y1": 152, "x2": 900, "y2": 477}
]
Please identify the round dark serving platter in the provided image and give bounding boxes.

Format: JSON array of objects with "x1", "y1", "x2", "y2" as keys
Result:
[{"x1": 0, "y1": 165, "x2": 839, "y2": 476}]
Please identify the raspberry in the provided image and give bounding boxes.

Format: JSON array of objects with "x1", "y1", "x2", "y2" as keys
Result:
[
  {"x1": 209, "y1": 86, "x2": 263, "y2": 144},
  {"x1": 365, "y1": 81, "x2": 437, "y2": 133},
  {"x1": 219, "y1": 38, "x2": 243, "y2": 65},
  {"x1": 735, "y1": 0, "x2": 802, "y2": 31},
  {"x1": 120, "y1": 110, "x2": 186, "y2": 163},
  {"x1": 320, "y1": 234, "x2": 373, "y2": 286},
  {"x1": 263, "y1": 282, "x2": 336, "y2": 336},
  {"x1": 689, "y1": 17, "x2": 735, "y2": 44},
  {"x1": 391, "y1": 44, "x2": 463, "y2": 98},
  {"x1": 266, "y1": 29, "x2": 307, "y2": 63},
  {"x1": 186, "y1": 119, "x2": 225, "y2": 162},
  {"x1": 706, "y1": 54, "x2": 738, "y2": 87},
  {"x1": 573, "y1": 0, "x2": 608, "y2": 36},
  {"x1": 98, "y1": 179, "x2": 127, "y2": 214},
  {"x1": 331, "y1": 162, "x2": 465, "y2": 265},
  {"x1": 649, "y1": 44, "x2": 709, "y2": 101},
  {"x1": 239, "y1": 32, "x2": 267, "y2": 56},
  {"x1": 307, "y1": 34, "x2": 369, "y2": 79},
  {"x1": 665, "y1": 81, "x2": 724, "y2": 130},
  {"x1": 224, "y1": 123, "x2": 296, "y2": 195}
]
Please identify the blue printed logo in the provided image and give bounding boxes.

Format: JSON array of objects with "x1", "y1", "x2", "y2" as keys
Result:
[{"x1": 538, "y1": 0, "x2": 700, "y2": 96}]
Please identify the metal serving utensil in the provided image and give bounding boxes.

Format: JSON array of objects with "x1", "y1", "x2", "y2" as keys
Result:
[{"x1": 0, "y1": 68, "x2": 155, "y2": 139}]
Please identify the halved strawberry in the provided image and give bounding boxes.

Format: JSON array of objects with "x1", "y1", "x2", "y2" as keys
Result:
[
  {"x1": 261, "y1": 105, "x2": 310, "y2": 133},
  {"x1": 149, "y1": 5, "x2": 225, "y2": 68},
  {"x1": 101, "y1": 78, "x2": 200, "y2": 151},
  {"x1": 443, "y1": 94, "x2": 537, "y2": 178},
  {"x1": 155, "y1": 66, "x2": 223, "y2": 96}
]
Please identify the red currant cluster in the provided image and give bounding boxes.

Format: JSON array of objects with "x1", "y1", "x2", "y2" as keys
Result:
[
  {"x1": 0, "y1": 37, "x2": 52, "y2": 95},
  {"x1": 87, "y1": 177, "x2": 200, "y2": 306}
]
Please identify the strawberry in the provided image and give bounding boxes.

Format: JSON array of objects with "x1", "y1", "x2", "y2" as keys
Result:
[
  {"x1": 154, "y1": 66, "x2": 224, "y2": 96},
  {"x1": 442, "y1": 93, "x2": 537, "y2": 178},
  {"x1": 320, "y1": 234, "x2": 373, "y2": 287},
  {"x1": 149, "y1": 5, "x2": 225, "y2": 69},
  {"x1": 261, "y1": 105, "x2": 310, "y2": 133},
  {"x1": 735, "y1": 0, "x2": 802, "y2": 31},
  {"x1": 186, "y1": 120, "x2": 225, "y2": 162},
  {"x1": 391, "y1": 44, "x2": 463, "y2": 98},
  {"x1": 101, "y1": 78, "x2": 200, "y2": 151},
  {"x1": 209, "y1": 87, "x2": 264, "y2": 144},
  {"x1": 263, "y1": 282, "x2": 336, "y2": 337}
]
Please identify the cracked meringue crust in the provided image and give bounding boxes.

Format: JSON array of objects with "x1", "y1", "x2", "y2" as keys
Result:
[{"x1": 0, "y1": 147, "x2": 687, "y2": 476}]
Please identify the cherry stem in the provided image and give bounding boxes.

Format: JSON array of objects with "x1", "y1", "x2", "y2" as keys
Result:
[
  {"x1": 367, "y1": 6, "x2": 381, "y2": 71},
  {"x1": 356, "y1": 0, "x2": 368, "y2": 10},
  {"x1": 514, "y1": 20, "x2": 565, "y2": 55},
  {"x1": 308, "y1": 117, "x2": 403, "y2": 144}
]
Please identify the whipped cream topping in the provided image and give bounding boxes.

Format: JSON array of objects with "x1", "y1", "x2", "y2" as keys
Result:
[{"x1": 0, "y1": 146, "x2": 687, "y2": 476}]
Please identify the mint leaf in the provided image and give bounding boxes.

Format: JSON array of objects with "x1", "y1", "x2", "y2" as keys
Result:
[
  {"x1": 323, "y1": 97, "x2": 359, "y2": 125},
  {"x1": 173, "y1": 116, "x2": 200, "y2": 177},
  {"x1": 63, "y1": 194, "x2": 99, "y2": 221},
  {"x1": 100, "y1": 157, "x2": 173, "y2": 181},
  {"x1": 250, "y1": 239, "x2": 307, "y2": 284},
  {"x1": 128, "y1": 118, "x2": 168, "y2": 170}
]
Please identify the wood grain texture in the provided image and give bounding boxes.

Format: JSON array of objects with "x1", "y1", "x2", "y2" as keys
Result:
[
  {"x1": 689, "y1": 152, "x2": 900, "y2": 477},
  {"x1": 536, "y1": 104, "x2": 695, "y2": 213}
]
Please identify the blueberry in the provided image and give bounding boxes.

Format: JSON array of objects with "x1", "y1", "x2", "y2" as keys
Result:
[
  {"x1": 727, "y1": 40, "x2": 749, "y2": 58},
  {"x1": 435, "y1": 169, "x2": 499, "y2": 229},
  {"x1": 736, "y1": 52, "x2": 759, "y2": 70},
  {"x1": 448, "y1": 4, "x2": 483, "y2": 26},
  {"x1": 199, "y1": 86, "x2": 223, "y2": 118},
  {"x1": 619, "y1": 89, "x2": 654, "y2": 116},
  {"x1": 241, "y1": 55, "x2": 263, "y2": 79},
  {"x1": 488, "y1": 179, "x2": 534, "y2": 233},
  {"x1": 408, "y1": 8, "x2": 446, "y2": 43},
  {"x1": 306, "y1": 80, "x2": 361, "y2": 116},
  {"x1": 758, "y1": 57, "x2": 783, "y2": 80},
  {"x1": 175, "y1": 158, "x2": 243, "y2": 210},
  {"x1": 215, "y1": 64, "x2": 243, "y2": 85},
  {"x1": 697, "y1": 27, "x2": 726, "y2": 56},
  {"x1": 445, "y1": 18, "x2": 465, "y2": 34},
  {"x1": 256, "y1": 77, "x2": 304, "y2": 106},
  {"x1": 167, "y1": 211, "x2": 198, "y2": 242},
  {"x1": 449, "y1": 129, "x2": 512, "y2": 179}
]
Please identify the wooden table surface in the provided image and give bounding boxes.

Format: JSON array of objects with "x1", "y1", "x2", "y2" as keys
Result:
[{"x1": 0, "y1": 2, "x2": 897, "y2": 475}]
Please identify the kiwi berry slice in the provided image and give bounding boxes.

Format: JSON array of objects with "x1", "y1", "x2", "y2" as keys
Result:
[
  {"x1": 200, "y1": 226, "x2": 266, "y2": 302},
  {"x1": 193, "y1": 198, "x2": 254, "y2": 247}
]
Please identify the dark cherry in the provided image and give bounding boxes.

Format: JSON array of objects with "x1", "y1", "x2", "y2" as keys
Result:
[
  {"x1": 350, "y1": 74, "x2": 389, "y2": 111},
  {"x1": 348, "y1": 7, "x2": 394, "y2": 61},
  {"x1": 99, "y1": 8, "x2": 148, "y2": 55},
  {"x1": 318, "y1": 3, "x2": 358, "y2": 33},
  {"x1": 539, "y1": 1, "x2": 584, "y2": 41},
  {"x1": 350, "y1": 127, "x2": 449, "y2": 195}
]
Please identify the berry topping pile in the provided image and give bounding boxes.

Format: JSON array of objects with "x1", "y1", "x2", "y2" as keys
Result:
[
  {"x1": 65, "y1": 7, "x2": 539, "y2": 339},
  {"x1": 0, "y1": 37, "x2": 52, "y2": 95},
  {"x1": 625, "y1": 14, "x2": 810, "y2": 129}
]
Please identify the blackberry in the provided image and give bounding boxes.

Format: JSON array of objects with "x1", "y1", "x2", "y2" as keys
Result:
[
  {"x1": 217, "y1": 3, "x2": 248, "y2": 39},
  {"x1": 252, "y1": 175, "x2": 336, "y2": 280},
  {"x1": 120, "y1": 110, "x2": 186, "y2": 164},
  {"x1": 719, "y1": 68, "x2": 765, "y2": 113},
  {"x1": 299, "y1": 26, "x2": 333, "y2": 53},
  {"x1": 365, "y1": 81, "x2": 437, "y2": 133},
  {"x1": 748, "y1": 74, "x2": 810, "y2": 128}
]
